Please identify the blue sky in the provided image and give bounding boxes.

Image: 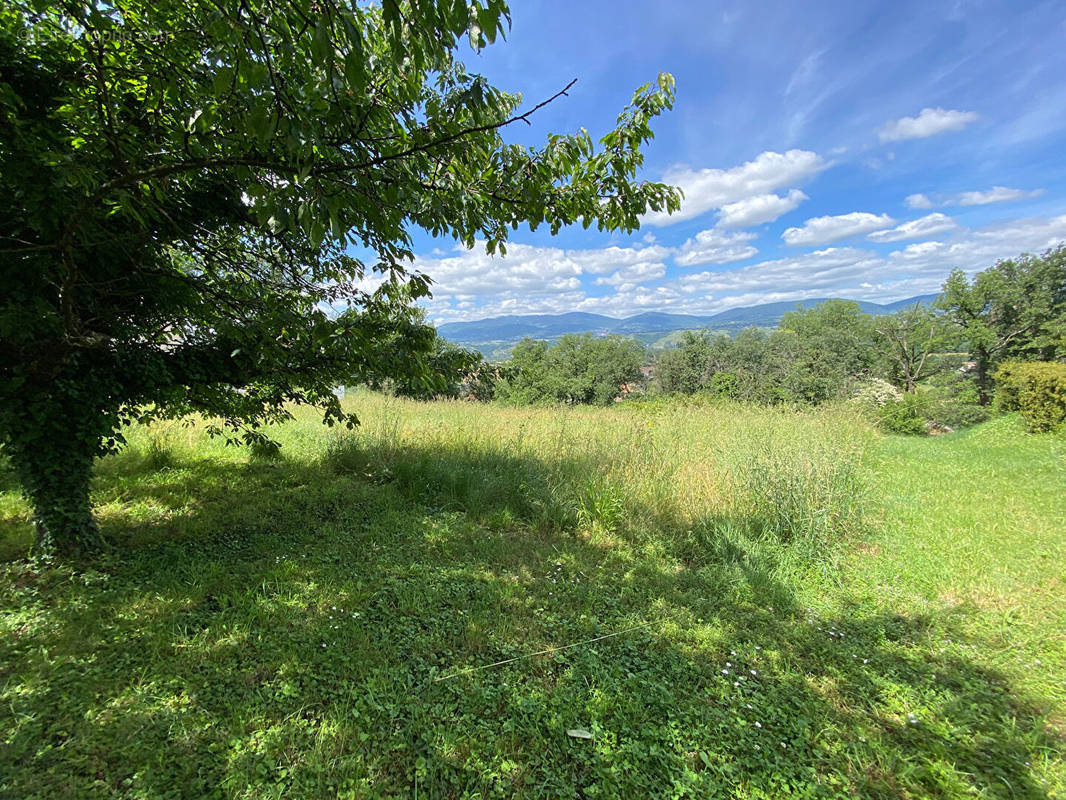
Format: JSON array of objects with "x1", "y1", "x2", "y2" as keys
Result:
[{"x1": 396, "y1": 0, "x2": 1066, "y2": 322}]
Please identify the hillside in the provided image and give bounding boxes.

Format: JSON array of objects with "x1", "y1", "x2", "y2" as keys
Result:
[{"x1": 438, "y1": 294, "x2": 939, "y2": 358}]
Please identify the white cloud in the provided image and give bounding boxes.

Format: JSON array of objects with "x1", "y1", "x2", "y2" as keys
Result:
[
  {"x1": 675, "y1": 229, "x2": 758, "y2": 267},
  {"x1": 643, "y1": 150, "x2": 826, "y2": 225},
  {"x1": 783, "y1": 212, "x2": 895, "y2": 246},
  {"x1": 594, "y1": 261, "x2": 667, "y2": 288},
  {"x1": 903, "y1": 186, "x2": 1044, "y2": 208},
  {"x1": 678, "y1": 247, "x2": 881, "y2": 295},
  {"x1": 414, "y1": 241, "x2": 669, "y2": 301},
  {"x1": 878, "y1": 107, "x2": 979, "y2": 142},
  {"x1": 955, "y1": 186, "x2": 1045, "y2": 206},
  {"x1": 420, "y1": 216, "x2": 1066, "y2": 324},
  {"x1": 867, "y1": 213, "x2": 957, "y2": 242},
  {"x1": 716, "y1": 189, "x2": 808, "y2": 228}
]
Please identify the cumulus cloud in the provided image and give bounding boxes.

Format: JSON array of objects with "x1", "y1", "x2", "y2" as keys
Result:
[
  {"x1": 782, "y1": 212, "x2": 895, "y2": 246},
  {"x1": 675, "y1": 229, "x2": 758, "y2": 267},
  {"x1": 414, "y1": 241, "x2": 669, "y2": 301},
  {"x1": 593, "y1": 261, "x2": 667, "y2": 289},
  {"x1": 867, "y1": 213, "x2": 957, "y2": 242},
  {"x1": 643, "y1": 149, "x2": 826, "y2": 225},
  {"x1": 905, "y1": 193, "x2": 934, "y2": 209},
  {"x1": 420, "y1": 216, "x2": 1066, "y2": 324},
  {"x1": 716, "y1": 189, "x2": 808, "y2": 228},
  {"x1": 878, "y1": 108, "x2": 978, "y2": 142}
]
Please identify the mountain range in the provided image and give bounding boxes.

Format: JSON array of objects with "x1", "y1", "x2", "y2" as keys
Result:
[{"x1": 438, "y1": 294, "x2": 940, "y2": 358}]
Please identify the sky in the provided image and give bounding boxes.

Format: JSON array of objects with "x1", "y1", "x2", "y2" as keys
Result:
[{"x1": 394, "y1": 0, "x2": 1066, "y2": 323}]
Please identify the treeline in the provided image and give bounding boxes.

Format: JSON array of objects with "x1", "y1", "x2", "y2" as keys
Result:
[{"x1": 390, "y1": 245, "x2": 1065, "y2": 431}]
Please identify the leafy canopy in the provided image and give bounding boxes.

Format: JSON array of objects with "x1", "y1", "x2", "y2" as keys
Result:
[{"x1": 0, "y1": 0, "x2": 679, "y2": 555}]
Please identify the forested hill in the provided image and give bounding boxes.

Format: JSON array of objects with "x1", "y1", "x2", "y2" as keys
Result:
[{"x1": 438, "y1": 294, "x2": 939, "y2": 357}]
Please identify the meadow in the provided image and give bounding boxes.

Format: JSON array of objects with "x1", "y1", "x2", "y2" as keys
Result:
[{"x1": 1, "y1": 394, "x2": 1063, "y2": 798}]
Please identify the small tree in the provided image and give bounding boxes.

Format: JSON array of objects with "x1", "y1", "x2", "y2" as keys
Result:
[
  {"x1": 0, "y1": 1, "x2": 679, "y2": 557},
  {"x1": 653, "y1": 331, "x2": 712, "y2": 394},
  {"x1": 875, "y1": 303, "x2": 946, "y2": 392},
  {"x1": 780, "y1": 300, "x2": 877, "y2": 402}
]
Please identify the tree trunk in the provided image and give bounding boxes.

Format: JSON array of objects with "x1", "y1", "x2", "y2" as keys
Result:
[
  {"x1": 8, "y1": 439, "x2": 107, "y2": 560},
  {"x1": 974, "y1": 347, "x2": 993, "y2": 405}
]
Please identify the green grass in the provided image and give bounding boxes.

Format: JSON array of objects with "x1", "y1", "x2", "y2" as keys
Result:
[{"x1": 1, "y1": 395, "x2": 1063, "y2": 798}]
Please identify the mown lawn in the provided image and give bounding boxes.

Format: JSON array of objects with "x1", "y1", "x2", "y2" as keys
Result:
[{"x1": 0, "y1": 396, "x2": 1063, "y2": 798}]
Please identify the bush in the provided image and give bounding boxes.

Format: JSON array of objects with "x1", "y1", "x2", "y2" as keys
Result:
[
  {"x1": 876, "y1": 394, "x2": 928, "y2": 435},
  {"x1": 923, "y1": 373, "x2": 989, "y2": 429},
  {"x1": 994, "y1": 361, "x2": 1066, "y2": 432}
]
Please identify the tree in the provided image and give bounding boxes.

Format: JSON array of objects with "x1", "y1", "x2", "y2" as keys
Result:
[
  {"x1": 875, "y1": 303, "x2": 946, "y2": 392},
  {"x1": 938, "y1": 246, "x2": 1066, "y2": 402},
  {"x1": 653, "y1": 331, "x2": 712, "y2": 394},
  {"x1": 496, "y1": 334, "x2": 644, "y2": 405},
  {"x1": 780, "y1": 300, "x2": 877, "y2": 402},
  {"x1": 354, "y1": 306, "x2": 482, "y2": 400},
  {"x1": 0, "y1": 1, "x2": 680, "y2": 557}
]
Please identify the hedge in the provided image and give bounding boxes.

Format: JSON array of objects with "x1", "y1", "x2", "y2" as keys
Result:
[{"x1": 994, "y1": 361, "x2": 1066, "y2": 432}]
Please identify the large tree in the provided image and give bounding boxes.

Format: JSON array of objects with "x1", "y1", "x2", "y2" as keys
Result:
[
  {"x1": 938, "y1": 246, "x2": 1066, "y2": 402},
  {"x1": 0, "y1": 1, "x2": 680, "y2": 557}
]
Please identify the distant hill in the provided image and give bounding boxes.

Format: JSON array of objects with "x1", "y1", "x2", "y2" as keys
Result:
[{"x1": 439, "y1": 294, "x2": 939, "y2": 358}]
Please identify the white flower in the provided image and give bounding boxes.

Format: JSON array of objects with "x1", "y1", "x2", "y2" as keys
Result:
[
  {"x1": 722, "y1": 669, "x2": 729, "y2": 675},
  {"x1": 754, "y1": 721, "x2": 762, "y2": 728}
]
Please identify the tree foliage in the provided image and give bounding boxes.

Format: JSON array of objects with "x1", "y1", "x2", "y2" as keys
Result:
[
  {"x1": 874, "y1": 303, "x2": 948, "y2": 392},
  {"x1": 0, "y1": 0, "x2": 679, "y2": 556},
  {"x1": 495, "y1": 334, "x2": 645, "y2": 405},
  {"x1": 937, "y1": 245, "x2": 1066, "y2": 402}
]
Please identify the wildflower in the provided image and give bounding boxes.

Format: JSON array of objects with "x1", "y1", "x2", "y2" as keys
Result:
[
  {"x1": 754, "y1": 721, "x2": 762, "y2": 728},
  {"x1": 722, "y1": 669, "x2": 729, "y2": 675},
  {"x1": 750, "y1": 669, "x2": 757, "y2": 675}
]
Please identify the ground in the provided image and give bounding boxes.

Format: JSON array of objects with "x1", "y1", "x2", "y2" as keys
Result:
[{"x1": 1, "y1": 395, "x2": 1063, "y2": 798}]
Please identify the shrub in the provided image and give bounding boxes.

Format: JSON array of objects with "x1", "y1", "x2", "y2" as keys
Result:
[
  {"x1": 876, "y1": 394, "x2": 928, "y2": 435},
  {"x1": 994, "y1": 361, "x2": 1066, "y2": 432},
  {"x1": 923, "y1": 373, "x2": 989, "y2": 429},
  {"x1": 850, "y1": 378, "x2": 903, "y2": 416}
]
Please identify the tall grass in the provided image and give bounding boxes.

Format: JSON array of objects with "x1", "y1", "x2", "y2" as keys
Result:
[
  {"x1": 0, "y1": 392, "x2": 873, "y2": 565},
  {"x1": 317, "y1": 392, "x2": 872, "y2": 560}
]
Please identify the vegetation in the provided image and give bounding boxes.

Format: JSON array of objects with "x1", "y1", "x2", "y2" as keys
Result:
[
  {"x1": 493, "y1": 334, "x2": 645, "y2": 406},
  {"x1": 938, "y1": 246, "x2": 1066, "y2": 402},
  {"x1": 1, "y1": 394, "x2": 1063, "y2": 797},
  {"x1": 995, "y1": 361, "x2": 1066, "y2": 432},
  {"x1": 0, "y1": 0, "x2": 679, "y2": 557}
]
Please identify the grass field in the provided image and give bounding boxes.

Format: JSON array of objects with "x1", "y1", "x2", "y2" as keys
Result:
[{"x1": 1, "y1": 395, "x2": 1063, "y2": 798}]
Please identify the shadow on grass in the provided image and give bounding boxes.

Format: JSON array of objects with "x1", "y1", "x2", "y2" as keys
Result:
[{"x1": 0, "y1": 439, "x2": 1061, "y2": 798}]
